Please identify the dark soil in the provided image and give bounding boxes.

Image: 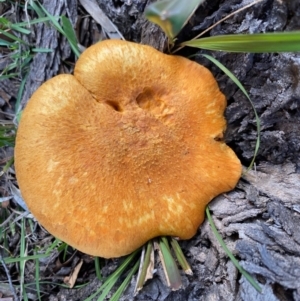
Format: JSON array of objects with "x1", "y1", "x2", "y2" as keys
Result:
[{"x1": 1, "y1": 0, "x2": 300, "y2": 300}]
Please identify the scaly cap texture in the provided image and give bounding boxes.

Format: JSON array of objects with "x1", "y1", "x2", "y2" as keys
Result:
[{"x1": 15, "y1": 40, "x2": 241, "y2": 258}]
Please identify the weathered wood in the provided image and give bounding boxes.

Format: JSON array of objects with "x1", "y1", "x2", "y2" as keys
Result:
[
  {"x1": 96, "y1": 0, "x2": 168, "y2": 50},
  {"x1": 20, "y1": 0, "x2": 78, "y2": 108},
  {"x1": 207, "y1": 163, "x2": 300, "y2": 300}
]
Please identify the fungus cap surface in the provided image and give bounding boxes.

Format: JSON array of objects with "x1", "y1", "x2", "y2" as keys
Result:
[{"x1": 15, "y1": 40, "x2": 242, "y2": 258}]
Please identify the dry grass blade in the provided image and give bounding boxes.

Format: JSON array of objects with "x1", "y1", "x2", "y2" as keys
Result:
[
  {"x1": 134, "y1": 240, "x2": 154, "y2": 295},
  {"x1": 0, "y1": 209, "x2": 31, "y2": 229},
  {"x1": 9, "y1": 182, "x2": 28, "y2": 211},
  {"x1": 79, "y1": 0, "x2": 124, "y2": 40}
]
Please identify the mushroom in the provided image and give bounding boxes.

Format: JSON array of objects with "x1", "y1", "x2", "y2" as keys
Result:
[{"x1": 14, "y1": 40, "x2": 242, "y2": 258}]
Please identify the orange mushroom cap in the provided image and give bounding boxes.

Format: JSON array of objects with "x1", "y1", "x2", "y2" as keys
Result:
[{"x1": 14, "y1": 40, "x2": 241, "y2": 258}]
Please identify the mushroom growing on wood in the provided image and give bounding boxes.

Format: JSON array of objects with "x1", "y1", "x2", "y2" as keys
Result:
[{"x1": 14, "y1": 40, "x2": 242, "y2": 258}]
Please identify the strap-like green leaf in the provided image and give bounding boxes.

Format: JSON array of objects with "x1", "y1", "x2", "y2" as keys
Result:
[
  {"x1": 206, "y1": 207, "x2": 262, "y2": 293},
  {"x1": 32, "y1": 1, "x2": 80, "y2": 57},
  {"x1": 202, "y1": 54, "x2": 260, "y2": 170},
  {"x1": 61, "y1": 16, "x2": 79, "y2": 52},
  {"x1": 182, "y1": 31, "x2": 300, "y2": 52}
]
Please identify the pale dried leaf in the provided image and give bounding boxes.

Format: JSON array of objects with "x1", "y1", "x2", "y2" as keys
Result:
[{"x1": 64, "y1": 259, "x2": 83, "y2": 288}]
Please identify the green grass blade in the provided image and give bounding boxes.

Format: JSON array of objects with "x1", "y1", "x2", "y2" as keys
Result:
[
  {"x1": 16, "y1": 16, "x2": 54, "y2": 26},
  {"x1": 84, "y1": 250, "x2": 140, "y2": 301},
  {"x1": 96, "y1": 277, "x2": 118, "y2": 301},
  {"x1": 10, "y1": 23, "x2": 31, "y2": 35},
  {"x1": 94, "y1": 257, "x2": 102, "y2": 280},
  {"x1": 182, "y1": 31, "x2": 300, "y2": 52},
  {"x1": 201, "y1": 54, "x2": 260, "y2": 169},
  {"x1": 159, "y1": 237, "x2": 182, "y2": 290},
  {"x1": 23, "y1": 290, "x2": 29, "y2": 301},
  {"x1": 0, "y1": 29, "x2": 28, "y2": 45},
  {"x1": 61, "y1": 16, "x2": 80, "y2": 57},
  {"x1": 61, "y1": 243, "x2": 69, "y2": 262},
  {"x1": 11, "y1": 240, "x2": 64, "y2": 266},
  {"x1": 0, "y1": 137, "x2": 14, "y2": 147},
  {"x1": 35, "y1": 3, "x2": 63, "y2": 34},
  {"x1": 3, "y1": 253, "x2": 52, "y2": 264},
  {"x1": 0, "y1": 157, "x2": 14, "y2": 177},
  {"x1": 31, "y1": 48, "x2": 53, "y2": 53},
  {"x1": 15, "y1": 71, "x2": 29, "y2": 116},
  {"x1": 0, "y1": 39, "x2": 14, "y2": 46},
  {"x1": 34, "y1": 2, "x2": 80, "y2": 57},
  {"x1": 2, "y1": 60, "x2": 18, "y2": 72},
  {"x1": 206, "y1": 207, "x2": 262, "y2": 292},
  {"x1": 102, "y1": 250, "x2": 139, "y2": 287},
  {"x1": 0, "y1": 128, "x2": 15, "y2": 147},
  {"x1": 0, "y1": 16, "x2": 9, "y2": 25},
  {"x1": 0, "y1": 73, "x2": 20, "y2": 79},
  {"x1": 110, "y1": 259, "x2": 140, "y2": 301},
  {"x1": 145, "y1": 0, "x2": 205, "y2": 40},
  {"x1": 0, "y1": 17, "x2": 31, "y2": 34},
  {"x1": 45, "y1": 238, "x2": 63, "y2": 253},
  {"x1": 83, "y1": 286, "x2": 102, "y2": 301},
  {"x1": 29, "y1": 0, "x2": 46, "y2": 18},
  {"x1": 170, "y1": 238, "x2": 192, "y2": 275}
]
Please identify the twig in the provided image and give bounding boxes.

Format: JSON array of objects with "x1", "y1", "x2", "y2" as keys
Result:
[
  {"x1": 0, "y1": 255, "x2": 19, "y2": 301},
  {"x1": 0, "y1": 210, "x2": 31, "y2": 228},
  {"x1": 0, "y1": 211, "x2": 15, "y2": 227},
  {"x1": 172, "y1": 0, "x2": 265, "y2": 54}
]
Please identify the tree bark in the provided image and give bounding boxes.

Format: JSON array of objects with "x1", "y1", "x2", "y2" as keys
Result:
[{"x1": 15, "y1": 0, "x2": 300, "y2": 300}]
